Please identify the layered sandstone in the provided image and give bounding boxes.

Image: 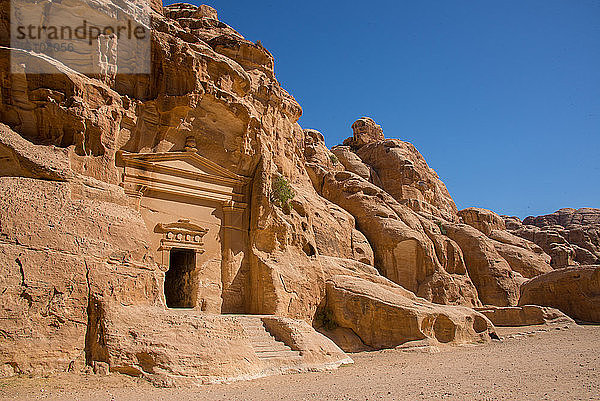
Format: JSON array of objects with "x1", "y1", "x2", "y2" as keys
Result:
[{"x1": 308, "y1": 121, "x2": 556, "y2": 308}]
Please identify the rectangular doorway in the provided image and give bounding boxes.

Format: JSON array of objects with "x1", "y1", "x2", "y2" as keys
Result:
[{"x1": 165, "y1": 248, "x2": 197, "y2": 308}]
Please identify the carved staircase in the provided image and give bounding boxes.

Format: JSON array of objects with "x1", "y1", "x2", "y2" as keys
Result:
[{"x1": 238, "y1": 317, "x2": 301, "y2": 361}]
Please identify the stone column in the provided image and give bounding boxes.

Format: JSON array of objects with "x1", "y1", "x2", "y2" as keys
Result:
[{"x1": 221, "y1": 201, "x2": 248, "y2": 313}]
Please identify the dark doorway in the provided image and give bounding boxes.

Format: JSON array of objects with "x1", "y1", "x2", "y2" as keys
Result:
[{"x1": 165, "y1": 248, "x2": 197, "y2": 308}]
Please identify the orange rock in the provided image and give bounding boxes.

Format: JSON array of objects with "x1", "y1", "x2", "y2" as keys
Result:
[
  {"x1": 323, "y1": 275, "x2": 494, "y2": 349},
  {"x1": 475, "y1": 305, "x2": 574, "y2": 327},
  {"x1": 519, "y1": 265, "x2": 600, "y2": 323}
]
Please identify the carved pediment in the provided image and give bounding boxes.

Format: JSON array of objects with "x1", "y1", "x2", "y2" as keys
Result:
[
  {"x1": 120, "y1": 151, "x2": 249, "y2": 186},
  {"x1": 119, "y1": 150, "x2": 249, "y2": 209}
]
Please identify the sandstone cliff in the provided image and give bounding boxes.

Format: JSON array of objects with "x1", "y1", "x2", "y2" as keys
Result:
[{"x1": 0, "y1": 0, "x2": 586, "y2": 385}]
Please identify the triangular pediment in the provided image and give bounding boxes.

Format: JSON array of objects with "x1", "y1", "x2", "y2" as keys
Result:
[{"x1": 120, "y1": 151, "x2": 249, "y2": 186}]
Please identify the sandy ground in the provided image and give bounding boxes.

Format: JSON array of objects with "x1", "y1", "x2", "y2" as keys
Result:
[{"x1": 1, "y1": 325, "x2": 599, "y2": 401}]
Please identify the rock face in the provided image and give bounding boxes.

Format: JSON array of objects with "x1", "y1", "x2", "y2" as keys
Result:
[
  {"x1": 0, "y1": 0, "x2": 357, "y2": 380},
  {"x1": 308, "y1": 124, "x2": 553, "y2": 308},
  {"x1": 459, "y1": 208, "x2": 506, "y2": 236},
  {"x1": 319, "y1": 170, "x2": 481, "y2": 307},
  {"x1": 441, "y1": 222, "x2": 520, "y2": 306},
  {"x1": 0, "y1": 174, "x2": 163, "y2": 376},
  {"x1": 519, "y1": 266, "x2": 600, "y2": 323},
  {"x1": 355, "y1": 139, "x2": 459, "y2": 222},
  {"x1": 505, "y1": 209, "x2": 600, "y2": 268},
  {"x1": 459, "y1": 208, "x2": 552, "y2": 278},
  {"x1": 0, "y1": 0, "x2": 593, "y2": 385}
]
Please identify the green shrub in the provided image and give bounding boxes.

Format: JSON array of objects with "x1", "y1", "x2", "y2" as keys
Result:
[
  {"x1": 436, "y1": 220, "x2": 447, "y2": 235},
  {"x1": 271, "y1": 176, "x2": 295, "y2": 208},
  {"x1": 315, "y1": 308, "x2": 337, "y2": 331},
  {"x1": 329, "y1": 153, "x2": 339, "y2": 165}
]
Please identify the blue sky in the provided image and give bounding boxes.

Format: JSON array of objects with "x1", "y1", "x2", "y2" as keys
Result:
[{"x1": 166, "y1": 0, "x2": 600, "y2": 219}]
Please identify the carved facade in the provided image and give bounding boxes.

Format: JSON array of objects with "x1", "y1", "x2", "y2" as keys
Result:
[{"x1": 119, "y1": 144, "x2": 251, "y2": 313}]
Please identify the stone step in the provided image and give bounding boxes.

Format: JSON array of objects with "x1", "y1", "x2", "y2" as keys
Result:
[
  {"x1": 245, "y1": 326, "x2": 270, "y2": 331},
  {"x1": 252, "y1": 342, "x2": 292, "y2": 351},
  {"x1": 249, "y1": 333, "x2": 276, "y2": 340},
  {"x1": 238, "y1": 317, "x2": 301, "y2": 361},
  {"x1": 255, "y1": 350, "x2": 301, "y2": 359}
]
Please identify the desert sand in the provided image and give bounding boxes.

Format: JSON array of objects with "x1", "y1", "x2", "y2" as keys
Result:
[{"x1": 1, "y1": 324, "x2": 598, "y2": 401}]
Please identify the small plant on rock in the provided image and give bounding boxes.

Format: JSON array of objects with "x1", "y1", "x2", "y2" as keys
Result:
[
  {"x1": 436, "y1": 220, "x2": 447, "y2": 235},
  {"x1": 271, "y1": 175, "x2": 295, "y2": 209},
  {"x1": 329, "y1": 153, "x2": 339, "y2": 166},
  {"x1": 315, "y1": 308, "x2": 337, "y2": 331}
]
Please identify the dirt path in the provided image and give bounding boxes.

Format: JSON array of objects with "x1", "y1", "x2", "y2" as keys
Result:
[{"x1": 2, "y1": 325, "x2": 599, "y2": 401}]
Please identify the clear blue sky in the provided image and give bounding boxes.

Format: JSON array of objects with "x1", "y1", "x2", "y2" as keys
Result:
[{"x1": 166, "y1": 0, "x2": 600, "y2": 219}]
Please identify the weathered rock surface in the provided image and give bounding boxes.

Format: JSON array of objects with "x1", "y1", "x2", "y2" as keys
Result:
[
  {"x1": 524, "y1": 208, "x2": 600, "y2": 228},
  {"x1": 0, "y1": 124, "x2": 72, "y2": 181},
  {"x1": 323, "y1": 275, "x2": 495, "y2": 350},
  {"x1": 320, "y1": 124, "x2": 553, "y2": 308},
  {"x1": 330, "y1": 145, "x2": 373, "y2": 181},
  {"x1": 0, "y1": 175, "x2": 163, "y2": 377},
  {"x1": 301, "y1": 129, "x2": 481, "y2": 307},
  {"x1": 343, "y1": 117, "x2": 385, "y2": 149},
  {"x1": 459, "y1": 207, "x2": 553, "y2": 279},
  {"x1": 320, "y1": 171, "x2": 481, "y2": 307},
  {"x1": 505, "y1": 209, "x2": 600, "y2": 268},
  {"x1": 518, "y1": 266, "x2": 600, "y2": 323},
  {"x1": 354, "y1": 138, "x2": 459, "y2": 222},
  {"x1": 441, "y1": 222, "x2": 520, "y2": 306},
  {"x1": 491, "y1": 240, "x2": 553, "y2": 279},
  {"x1": 459, "y1": 208, "x2": 506, "y2": 236},
  {"x1": 475, "y1": 305, "x2": 574, "y2": 327},
  {"x1": 87, "y1": 304, "x2": 351, "y2": 386},
  {"x1": 1, "y1": 0, "x2": 596, "y2": 386}
]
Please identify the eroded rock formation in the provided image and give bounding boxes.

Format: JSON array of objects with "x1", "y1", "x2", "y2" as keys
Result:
[
  {"x1": 519, "y1": 266, "x2": 600, "y2": 323},
  {"x1": 0, "y1": 0, "x2": 594, "y2": 385},
  {"x1": 505, "y1": 208, "x2": 600, "y2": 268},
  {"x1": 475, "y1": 305, "x2": 574, "y2": 327},
  {"x1": 321, "y1": 275, "x2": 495, "y2": 351}
]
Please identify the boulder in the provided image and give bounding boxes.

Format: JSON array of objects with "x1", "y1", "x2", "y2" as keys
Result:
[
  {"x1": 459, "y1": 207, "x2": 506, "y2": 236},
  {"x1": 323, "y1": 275, "x2": 495, "y2": 350},
  {"x1": 519, "y1": 265, "x2": 600, "y2": 323},
  {"x1": 342, "y1": 117, "x2": 385, "y2": 149},
  {"x1": 475, "y1": 305, "x2": 574, "y2": 327}
]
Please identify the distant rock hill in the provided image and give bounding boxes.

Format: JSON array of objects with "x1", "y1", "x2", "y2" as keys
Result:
[{"x1": 504, "y1": 208, "x2": 600, "y2": 268}]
